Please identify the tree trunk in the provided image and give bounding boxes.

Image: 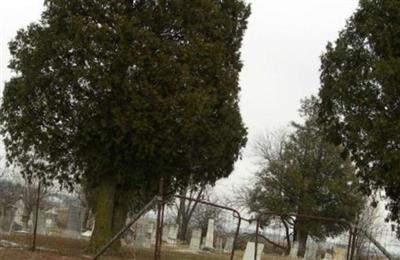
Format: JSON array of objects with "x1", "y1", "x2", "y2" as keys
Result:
[
  {"x1": 110, "y1": 191, "x2": 129, "y2": 251},
  {"x1": 282, "y1": 218, "x2": 291, "y2": 255},
  {"x1": 176, "y1": 190, "x2": 186, "y2": 240},
  {"x1": 178, "y1": 216, "x2": 190, "y2": 241},
  {"x1": 88, "y1": 176, "x2": 117, "y2": 253},
  {"x1": 177, "y1": 186, "x2": 204, "y2": 241},
  {"x1": 297, "y1": 228, "x2": 308, "y2": 258}
]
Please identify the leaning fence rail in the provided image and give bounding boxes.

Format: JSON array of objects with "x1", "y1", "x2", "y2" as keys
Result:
[
  {"x1": 93, "y1": 196, "x2": 160, "y2": 260},
  {"x1": 357, "y1": 227, "x2": 394, "y2": 260}
]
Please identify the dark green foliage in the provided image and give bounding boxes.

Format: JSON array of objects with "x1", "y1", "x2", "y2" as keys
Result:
[
  {"x1": 247, "y1": 98, "x2": 363, "y2": 242},
  {"x1": 1, "y1": 1, "x2": 250, "y2": 249},
  {"x1": 0, "y1": 0, "x2": 249, "y2": 190},
  {"x1": 318, "y1": 0, "x2": 400, "y2": 231}
]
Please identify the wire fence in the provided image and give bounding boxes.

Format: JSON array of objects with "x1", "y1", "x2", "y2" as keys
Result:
[
  {"x1": 0, "y1": 188, "x2": 90, "y2": 254},
  {"x1": 1, "y1": 182, "x2": 399, "y2": 260}
]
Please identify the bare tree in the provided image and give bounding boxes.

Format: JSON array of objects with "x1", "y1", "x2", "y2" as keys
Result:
[
  {"x1": 190, "y1": 192, "x2": 223, "y2": 243},
  {"x1": 20, "y1": 178, "x2": 52, "y2": 228},
  {"x1": 174, "y1": 183, "x2": 207, "y2": 241}
]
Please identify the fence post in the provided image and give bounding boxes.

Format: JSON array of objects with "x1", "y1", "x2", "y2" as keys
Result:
[
  {"x1": 31, "y1": 180, "x2": 41, "y2": 251},
  {"x1": 154, "y1": 178, "x2": 165, "y2": 260}
]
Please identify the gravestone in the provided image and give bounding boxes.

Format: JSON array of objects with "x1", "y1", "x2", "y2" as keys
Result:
[
  {"x1": 135, "y1": 223, "x2": 153, "y2": 248},
  {"x1": 162, "y1": 225, "x2": 168, "y2": 242},
  {"x1": 9, "y1": 198, "x2": 25, "y2": 233},
  {"x1": 45, "y1": 208, "x2": 58, "y2": 235},
  {"x1": 224, "y1": 236, "x2": 234, "y2": 253},
  {"x1": 2, "y1": 211, "x2": 14, "y2": 233},
  {"x1": 150, "y1": 223, "x2": 157, "y2": 245},
  {"x1": 305, "y1": 237, "x2": 318, "y2": 260},
  {"x1": 166, "y1": 224, "x2": 179, "y2": 246},
  {"x1": 145, "y1": 222, "x2": 154, "y2": 246},
  {"x1": 189, "y1": 229, "x2": 202, "y2": 251},
  {"x1": 13, "y1": 198, "x2": 25, "y2": 227},
  {"x1": 204, "y1": 218, "x2": 214, "y2": 248},
  {"x1": 65, "y1": 205, "x2": 85, "y2": 238},
  {"x1": 243, "y1": 242, "x2": 264, "y2": 260},
  {"x1": 31, "y1": 209, "x2": 47, "y2": 235},
  {"x1": 216, "y1": 237, "x2": 223, "y2": 251},
  {"x1": 290, "y1": 242, "x2": 299, "y2": 257}
]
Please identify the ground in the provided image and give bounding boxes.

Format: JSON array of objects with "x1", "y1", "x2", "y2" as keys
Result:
[
  {"x1": 0, "y1": 233, "x2": 297, "y2": 259},
  {"x1": 0, "y1": 233, "x2": 236, "y2": 260}
]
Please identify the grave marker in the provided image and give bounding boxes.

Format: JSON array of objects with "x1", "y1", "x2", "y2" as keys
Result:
[
  {"x1": 224, "y1": 236, "x2": 234, "y2": 253},
  {"x1": 204, "y1": 218, "x2": 214, "y2": 248},
  {"x1": 189, "y1": 229, "x2": 202, "y2": 251},
  {"x1": 243, "y1": 242, "x2": 264, "y2": 260}
]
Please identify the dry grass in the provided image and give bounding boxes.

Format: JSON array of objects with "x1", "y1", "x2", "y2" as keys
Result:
[
  {"x1": 0, "y1": 233, "x2": 298, "y2": 260},
  {"x1": 0, "y1": 233, "x2": 243, "y2": 259}
]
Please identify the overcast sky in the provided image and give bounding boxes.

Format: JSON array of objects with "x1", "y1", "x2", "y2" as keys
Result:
[{"x1": 0, "y1": 0, "x2": 360, "y2": 188}]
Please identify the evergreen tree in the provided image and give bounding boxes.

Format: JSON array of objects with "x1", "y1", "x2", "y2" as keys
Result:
[
  {"x1": 0, "y1": 0, "x2": 249, "y2": 251},
  {"x1": 319, "y1": 0, "x2": 400, "y2": 234}
]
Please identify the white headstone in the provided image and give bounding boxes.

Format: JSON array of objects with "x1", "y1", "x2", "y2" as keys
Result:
[
  {"x1": 305, "y1": 237, "x2": 318, "y2": 260},
  {"x1": 290, "y1": 242, "x2": 299, "y2": 258},
  {"x1": 167, "y1": 224, "x2": 179, "y2": 245},
  {"x1": 204, "y1": 218, "x2": 214, "y2": 248},
  {"x1": 65, "y1": 205, "x2": 85, "y2": 238},
  {"x1": 135, "y1": 223, "x2": 153, "y2": 248},
  {"x1": 45, "y1": 219, "x2": 53, "y2": 234},
  {"x1": 13, "y1": 199, "x2": 25, "y2": 226},
  {"x1": 189, "y1": 229, "x2": 202, "y2": 251},
  {"x1": 224, "y1": 236, "x2": 234, "y2": 253},
  {"x1": 243, "y1": 242, "x2": 264, "y2": 260},
  {"x1": 32, "y1": 209, "x2": 47, "y2": 235},
  {"x1": 150, "y1": 224, "x2": 157, "y2": 245},
  {"x1": 216, "y1": 237, "x2": 223, "y2": 251}
]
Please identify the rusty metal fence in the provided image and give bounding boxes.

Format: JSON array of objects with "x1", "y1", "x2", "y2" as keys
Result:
[{"x1": 3, "y1": 180, "x2": 396, "y2": 260}]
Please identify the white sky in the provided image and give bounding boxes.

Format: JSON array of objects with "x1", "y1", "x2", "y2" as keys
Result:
[{"x1": 0, "y1": 0, "x2": 360, "y2": 186}]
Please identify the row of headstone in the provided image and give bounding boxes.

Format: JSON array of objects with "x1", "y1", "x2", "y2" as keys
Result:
[
  {"x1": 7, "y1": 199, "x2": 87, "y2": 239},
  {"x1": 289, "y1": 239, "x2": 348, "y2": 260},
  {"x1": 188, "y1": 218, "x2": 218, "y2": 251},
  {"x1": 131, "y1": 222, "x2": 180, "y2": 249},
  {"x1": 129, "y1": 218, "x2": 236, "y2": 252},
  {"x1": 242, "y1": 239, "x2": 340, "y2": 260},
  {"x1": 188, "y1": 219, "x2": 236, "y2": 253}
]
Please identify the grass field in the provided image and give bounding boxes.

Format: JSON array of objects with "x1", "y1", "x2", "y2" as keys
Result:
[{"x1": 0, "y1": 233, "x2": 298, "y2": 259}]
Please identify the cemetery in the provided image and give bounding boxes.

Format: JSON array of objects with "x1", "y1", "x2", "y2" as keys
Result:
[
  {"x1": 0, "y1": 193, "x2": 373, "y2": 260},
  {"x1": 1, "y1": 0, "x2": 400, "y2": 259}
]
